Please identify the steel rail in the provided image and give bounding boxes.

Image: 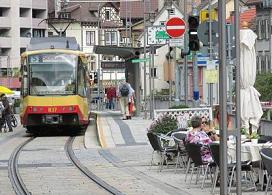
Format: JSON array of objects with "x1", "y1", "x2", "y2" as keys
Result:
[
  {"x1": 65, "y1": 137, "x2": 124, "y2": 195},
  {"x1": 8, "y1": 137, "x2": 35, "y2": 195}
]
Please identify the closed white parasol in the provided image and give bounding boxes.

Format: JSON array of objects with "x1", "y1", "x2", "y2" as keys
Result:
[{"x1": 240, "y1": 23, "x2": 263, "y2": 133}]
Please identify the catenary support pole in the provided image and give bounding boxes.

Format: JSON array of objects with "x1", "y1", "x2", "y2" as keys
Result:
[
  {"x1": 218, "y1": 0, "x2": 228, "y2": 194},
  {"x1": 234, "y1": 0, "x2": 242, "y2": 193},
  {"x1": 143, "y1": 0, "x2": 147, "y2": 119},
  {"x1": 183, "y1": 0, "x2": 188, "y2": 106},
  {"x1": 208, "y1": 0, "x2": 213, "y2": 106}
]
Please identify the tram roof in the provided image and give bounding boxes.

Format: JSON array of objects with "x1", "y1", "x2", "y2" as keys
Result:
[{"x1": 27, "y1": 37, "x2": 80, "y2": 51}]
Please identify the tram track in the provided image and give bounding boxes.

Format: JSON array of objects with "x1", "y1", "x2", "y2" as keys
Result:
[
  {"x1": 8, "y1": 137, "x2": 35, "y2": 195},
  {"x1": 65, "y1": 136, "x2": 123, "y2": 195}
]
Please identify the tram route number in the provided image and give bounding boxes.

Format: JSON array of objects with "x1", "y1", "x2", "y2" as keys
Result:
[{"x1": 48, "y1": 107, "x2": 57, "y2": 113}]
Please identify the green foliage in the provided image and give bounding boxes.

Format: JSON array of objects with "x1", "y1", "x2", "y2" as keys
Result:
[
  {"x1": 255, "y1": 73, "x2": 272, "y2": 101},
  {"x1": 248, "y1": 132, "x2": 260, "y2": 139},
  {"x1": 148, "y1": 114, "x2": 178, "y2": 134},
  {"x1": 169, "y1": 104, "x2": 189, "y2": 109},
  {"x1": 240, "y1": 127, "x2": 247, "y2": 135}
]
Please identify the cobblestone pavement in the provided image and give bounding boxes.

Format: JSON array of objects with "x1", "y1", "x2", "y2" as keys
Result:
[
  {"x1": 89, "y1": 111, "x2": 268, "y2": 195},
  {"x1": 0, "y1": 113, "x2": 268, "y2": 195}
]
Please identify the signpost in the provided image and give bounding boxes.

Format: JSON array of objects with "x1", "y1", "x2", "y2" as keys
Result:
[
  {"x1": 131, "y1": 58, "x2": 150, "y2": 63},
  {"x1": 147, "y1": 26, "x2": 168, "y2": 45},
  {"x1": 155, "y1": 31, "x2": 169, "y2": 39},
  {"x1": 166, "y1": 17, "x2": 186, "y2": 38}
]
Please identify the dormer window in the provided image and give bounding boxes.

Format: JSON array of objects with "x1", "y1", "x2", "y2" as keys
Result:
[{"x1": 105, "y1": 10, "x2": 110, "y2": 20}]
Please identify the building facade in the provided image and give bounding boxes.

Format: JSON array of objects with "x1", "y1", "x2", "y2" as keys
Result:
[{"x1": 0, "y1": 0, "x2": 47, "y2": 83}]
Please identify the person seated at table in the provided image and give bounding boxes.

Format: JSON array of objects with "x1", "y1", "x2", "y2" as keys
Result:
[
  {"x1": 213, "y1": 105, "x2": 232, "y2": 130},
  {"x1": 186, "y1": 116, "x2": 213, "y2": 163},
  {"x1": 201, "y1": 117, "x2": 220, "y2": 142}
]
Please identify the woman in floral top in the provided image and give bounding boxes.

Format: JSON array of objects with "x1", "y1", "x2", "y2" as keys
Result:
[{"x1": 186, "y1": 116, "x2": 213, "y2": 163}]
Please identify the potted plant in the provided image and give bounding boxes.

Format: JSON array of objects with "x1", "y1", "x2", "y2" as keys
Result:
[
  {"x1": 147, "y1": 113, "x2": 178, "y2": 135},
  {"x1": 248, "y1": 132, "x2": 260, "y2": 144},
  {"x1": 240, "y1": 127, "x2": 248, "y2": 140}
]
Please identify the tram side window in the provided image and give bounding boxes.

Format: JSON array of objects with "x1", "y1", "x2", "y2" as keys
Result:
[
  {"x1": 78, "y1": 65, "x2": 86, "y2": 97},
  {"x1": 20, "y1": 60, "x2": 28, "y2": 96}
]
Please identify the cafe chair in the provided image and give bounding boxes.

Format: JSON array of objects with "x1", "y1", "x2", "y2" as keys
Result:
[
  {"x1": 147, "y1": 132, "x2": 177, "y2": 171},
  {"x1": 210, "y1": 143, "x2": 257, "y2": 194},
  {"x1": 260, "y1": 148, "x2": 272, "y2": 194},
  {"x1": 171, "y1": 132, "x2": 188, "y2": 172},
  {"x1": 185, "y1": 143, "x2": 215, "y2": 189}
]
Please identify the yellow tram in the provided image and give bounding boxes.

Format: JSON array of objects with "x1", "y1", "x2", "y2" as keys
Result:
[{"x1": 20, "y1": 37, "x2": 90, "y2": 132}]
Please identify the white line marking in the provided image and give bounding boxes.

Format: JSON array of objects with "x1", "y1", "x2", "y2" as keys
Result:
[{"x1": 167, "y1": 26, "x2": 185, "y2": 30}]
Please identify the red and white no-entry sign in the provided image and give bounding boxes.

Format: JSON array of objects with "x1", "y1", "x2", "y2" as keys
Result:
[{"x1": 166, "y1": 17, "x2": 186, "y2": 38}]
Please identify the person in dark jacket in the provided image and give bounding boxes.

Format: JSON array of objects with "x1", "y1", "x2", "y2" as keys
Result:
[{"x1": 1, "y1": 94, "x2": 13, "y2": 132}]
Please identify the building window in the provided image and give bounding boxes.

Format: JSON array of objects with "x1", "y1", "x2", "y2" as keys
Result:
[
  {"x1": 32, "y1": 29, "x2": 45, "y2": 37},
  {"x1": 86, "y1": 31, "x2": 95, "y2": 46},
  {"x1": 105, "y1": 10, "x2": 110, "y2": 20},
  {"x1": 105, "y1": 31, "x2": 117, "y2": 45}
]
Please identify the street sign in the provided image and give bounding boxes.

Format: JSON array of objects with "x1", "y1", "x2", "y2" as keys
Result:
[
  {"x1": 166, "y1": 17, "x2": 186, "y2": 38},
  {"x1": 131, "y1": 58, "x2": 150, "y2": 63},
  {"x1": 169, "y1": 38, "x2": 184, "y2": 47},
  {"x1": 200, "y1": 9, "x2": 217, "y2": 22},
  {"x1": 204, "y1": 69, "x2": 218, "y2": 83},
  {"x1": 147, "y1": 26, "x2": 168, "y2": 45},
  {"x1": 155, "y1": 31, "x2": 169, "y2": 39}
]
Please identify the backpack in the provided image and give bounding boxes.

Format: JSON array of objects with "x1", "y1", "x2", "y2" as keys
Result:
[{"x1": 120, "y1": 84, "x2": 129, "y2": 97}]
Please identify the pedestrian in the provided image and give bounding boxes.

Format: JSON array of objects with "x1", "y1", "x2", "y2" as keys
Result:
[
  {"x1": 128, "y1": 87, "x2": 135, "y2": 118},
  {"x1": 0, "y1": 94, "x2": 13, "y2": 132},
  {"x1": 117, "y1": 81, "x2": 134, "y2": 120},
  {"x1": 106, "y1": 84, "x2": 116, "y2": 110}
]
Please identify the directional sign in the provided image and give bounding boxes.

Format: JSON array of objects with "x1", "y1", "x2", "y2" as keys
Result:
[
  {"x1": 155, "y1": 31, "x2": 169, "y2": 39},
  {"x1": 147, "y1": 25, "x2": 168, "y2": 45},
  {"x1": 131, "y1": 58, "x2": 150, "y2": 63},
  {"x1": 166, "y1": 17, "x2": 186, "y2": 38}
]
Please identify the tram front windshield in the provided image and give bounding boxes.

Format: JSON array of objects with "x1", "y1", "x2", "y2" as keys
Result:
[{"x1": 28, "y1": 53, "x2": 77, "y2": 95}]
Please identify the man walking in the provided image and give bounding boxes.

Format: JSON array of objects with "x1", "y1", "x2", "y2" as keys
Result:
[
  {"x1": 1, "y1": 94, "x2": 13, "y2": 132},
  {"x1": 117, "y1": 81, "x2": 134, "y2": 120}
]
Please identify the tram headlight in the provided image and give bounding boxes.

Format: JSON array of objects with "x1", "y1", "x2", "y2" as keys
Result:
[
  {"x1": 68, "y1": 106, "x2": 74, "y2": 111},
  {"x1": 33, "y1": 107, "x2": 38, "y2": 112}
]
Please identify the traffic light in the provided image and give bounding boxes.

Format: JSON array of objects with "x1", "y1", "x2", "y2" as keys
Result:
[
  {"x1": 188, "y1": 16, "x2": 200, "y2": 51},
  {"x1": 94, "y1": 72, "x2": 98, "y2": 84}
]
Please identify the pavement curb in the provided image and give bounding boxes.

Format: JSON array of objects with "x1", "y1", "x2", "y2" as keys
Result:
[
  {"x1": 84, "y1": 118, "x2": 100, "y2": 149},
  {"x1": 96, "y1": 114, "x2": 107, "y2": 148}
]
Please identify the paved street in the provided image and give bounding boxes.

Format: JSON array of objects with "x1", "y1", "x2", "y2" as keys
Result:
[{"x1": 0, "y1": 113, "x2": 268, "y2": 195}]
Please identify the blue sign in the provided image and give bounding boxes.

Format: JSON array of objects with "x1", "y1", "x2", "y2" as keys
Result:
[{"x1": 197, "y1": 54, "x2": 219, "y2": 66}]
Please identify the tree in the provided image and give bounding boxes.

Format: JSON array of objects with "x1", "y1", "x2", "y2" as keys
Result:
[{"x1": 254, "y1": 73, "x2": 272, "y2": 101}]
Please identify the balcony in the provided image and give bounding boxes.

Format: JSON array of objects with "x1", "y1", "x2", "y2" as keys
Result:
[
  {"x1": 0, "y1": 0, "x2": 10, "y2": 7},
  {"x1": 20, "y1": 0, "x2": 31, "y2": 8},
  {"x1": 32, "y1": 18, "x2": 47, "y2": 29},
  {"x1": 20, "y1": 37, "x2": 31, "y2": 48},
  {"x1": 20, "y1": 17, "x2": 31, "y2": 28},
  {"x1": 0, "y1": 37, "x2": 11, "y2": 48},
  {"x1": 0, "y1": 56, "x2": 9, "y2": 67},
  {"x1": 0, "y1": 17, "x2": 11, "y2": 29},
  {"x1": 32, "y1": 0, "x2": 47, "y2": 9}
]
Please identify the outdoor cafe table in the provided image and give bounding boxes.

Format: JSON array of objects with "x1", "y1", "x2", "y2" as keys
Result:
[{"x1": 227, "y1": 141, "x2": 272, "y2": 162}]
